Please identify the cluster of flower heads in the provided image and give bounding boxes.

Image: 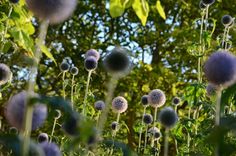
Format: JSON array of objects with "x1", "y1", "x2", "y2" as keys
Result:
[
  {"x1": 0, "y1": 63, "x2": 11, "y2": 86},
  {"x1": 60, "y1": 57, "x2": 79, "y2": 75},
  {"x1": 84, "y1": 49, "x2": 100, "y2": 71},
  {"x1": 204, "y1": 51, "x2": 236, "y2": 88}
]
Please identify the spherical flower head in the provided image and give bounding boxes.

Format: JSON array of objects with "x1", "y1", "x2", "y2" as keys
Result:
[
  {"x1": 154, "y1": 131, "x2": 162, "y2": 140},
  {"x1": 0, "y1": 63, "x2": 11, "y2": 86},
  {"x1": 60, "y1": 62, "x2": 70, "y2": 72},
  {"x1": 9, "y1": 127, "x2": 18, "y2": 135},
  {"x1": 148, "y1": 127, "x2": 160, "y2": 137},
  {"x1": 5, "y1": 91, "x2": 47, "y2": 131},
  {"x1": 172, "y1": 97, "x2": 181, "y2": 106},
  {"x1": 143, "y1": 114, "x2": 153, "y2": 125},
  {"x1": 111, "y1": 121, "x2": 119, "y2": 131},
  {"x1": 221, "y1": 15, "x2": 233, "y2": 27},
  {"x1": 103, "y1": 47, "x2": 131, "y2": 76},
  {"x1": 38, "y1": 133, "x2": 49, "y2": 143},
  {"x1": 84, "y1": 56, "x2": 98, "y2": 71},
  {"x1": 85, "y1": 49, "x2": 100, "y2": 61},
  {"x1": 148, "y1": 89, "x2": 166, "y2": 108},
  {"x1": 199, "y1": 1, "x2": 207, "y2": 9},
  {"x1": 94, "y1": 100, "x2": 105, "y2": 111},
  {"x1": 141, "y1": 95, "x2": 149, "y2": 106},
  {"x1": 39, "y1": 142, "x2": 61, "y2": 156},
  {"x1": 112, "y1": 96, "x2": 128, "y2": 113},
  {"x1": 202, "y1": 0, "x2": 215, "y2": 5},
  {"x1": 204, "y1": 51, "x2": 236, "y2": 88},
  {"x1": 26, "y1": 0, "x2": 77, "y2": 24},
  {"x1": 206, "y1": 83, "x2": 217, "y2": 97},
  {"x1": 70, "y1": 66, "x2": 78, "y2": 75},
  {"x1": 158, "y1": 107, "x2": 178, "y2": 129}
]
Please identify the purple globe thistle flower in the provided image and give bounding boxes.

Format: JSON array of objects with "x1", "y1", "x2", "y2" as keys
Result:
[
  {"x1": 154, "y1": 131, "x2": 162, "y2": 140},
  {"x1": 148, "y1": 89, "x2": 166, "y2": 108},
  {"x1": 85, "y1": 49, "x2": 100, "y2": 61},
  {"x1": 199, "y1": 1, "x2": 207, "y2": 9},
  {"x1": 84, "y1": 56, "x2": 98, "y2": 71},
  {"x1": 38, "y1": 133, "x2": 49, "y2": 143},
  {"x1": 60, "y1": 62, "x2": 70, "y2": 72},
  {"x1": 70, "y1": 66, "x2": 78, "y2": 75},
  {"x1": 206, "y1": 83, "x2": 217, "y2": 97},
  {"x1": 141, "y1": 95, "x2": 149, "y2": 106},
  {"x1": 111, "y1": 121, "x2": 119, "y2": 131},
  {"x1": 39, "y1": 142, "x2": 61, "y2": 156},
  {"x1": 103, "y1": 47, "x2": 130, "y2": 76},
  {"x1": 5, "y1": 91, "x2": 47, "y2": 131},
  {"x1": 202, "y1": 0, "x2": 215, "y2": 6},
  {"x1": 0, "y1": 63, "x2": 11, "y2": 86},
  {"x1": 172, "y1": 97, "x2": 181, "y2": 106},
  {"x1": 148, "y1": 127, "x2": 161, "y2": 139},
  {"x1": 94, "y1": 100, "x2": 106, "y2": 111},
  {"x1": 112, "y1": 96, "x2": 128, "y2": 113},
  {"x1": 26, "y1": 0, "x2": 77, "y2": 24},
  {"x1": 221, "y1": 15, "x2": 233, "y2": 27},
  {"x1": 204, "y1": 51, "x2": 236, "y2": 88},
  {"x1": 158, "y1": 107, "x2": 178, "y2": 129},
  {"x1": 143, "y1": 114, "x2": 153, "y2": 125}
]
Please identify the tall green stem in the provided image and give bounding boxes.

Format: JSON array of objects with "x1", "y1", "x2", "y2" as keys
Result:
[
  {"x1": 82, "y1": 70, "x2": 92, "y2": 116},
  {"x1": 62, "y1": 72, "x2": 66, "y2": 99},
  {"x1": 215, "y1": 87, "x2": 222, "y2": 156},
  {"x1": 151, "y1": 107, "x2": 158, "y2": 147},
  {"x1": 138, "y1": 106, "x2": 147, "y2": 151},
  {"x1": 50, "y1": 117, "x2": 57, "y2": 142},
  {"x1": 21, "y1": 20, "x2": 49, "y2": 156},
  {"x1": 164, "y1": 128, "x2": 169, "y2": 156},
  {"x1": 71, "y1": 75, "x2": 75, "y2": 108}
]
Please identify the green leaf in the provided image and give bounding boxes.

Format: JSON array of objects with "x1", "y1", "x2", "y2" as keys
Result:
[
  {"x1": 156, "y1": 0, "x2": 166, "y2": 20},
  {"x1": 39, "y1": 44, "x2": 57, "y2": 65},
  {"x1": 132, "y1": 0, "x2": 149, "y2": 26},
  {"x1": 109, "y1": 0, "x2": 125, "y2": 18}
]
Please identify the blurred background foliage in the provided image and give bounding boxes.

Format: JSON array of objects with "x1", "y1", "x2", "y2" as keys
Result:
[{"x1": 0, "y1": 0, "x2": 236, "y2": 155}]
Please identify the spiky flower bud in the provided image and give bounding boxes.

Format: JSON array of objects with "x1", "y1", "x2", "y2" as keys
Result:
[
  {"x1": 202, "y1": 0, "x2": 215, "y2": 5},
  {"x1": 206, "y1": 83, "x2": 217, "y2": 97},
  {"x1": 26, "y1": 0, "x2": 77, "y2": 24},
  {"x1": 154, "y1": 131, "x2": 162, "y2": 140},
  {"x1": 143, "y1": 114, "x2": 153, "y2": 125},
  {"x1": 94, "y1": 100, "x2": 105, "y2": 111},
  {"x1": 0, "y1": 63, "x2": 11, "y2": 86},
  {"x1": 60, "y1": 62, "x2": 70, "y2": 72},
  {"x1": 38, "y1": 133, "x2": 49, "y2": 143},
  {"x1": 39, "y1": 142, "x2": 61, "y2": 156},
  {"x1": 85, "y1": 49, "x2": 100, "y2": 61},
  {"x1": 112, "y1": 96, "x2": 128, "y2": 113},
  {"x1": 103, "y1": 47, "x2": 130, "y2": 76},
  {"x1": 148, "y1": 89, "x2": 166, "y2": 108},
  {"x1": 5, "y1": 91, "x2": 47, "y2": 130},
  {"x1": 141, "y1": 95, "x2": 149, "y2": 106},
  {"x1": 84, "y1": 56, "x2": 98, "y2": 71},
  {"x1": 204, "y1": 51, "x2": 236, "y2": 88},
  {"x1": 221, "y1": 15, "x2": 233, "y2": 27},
  {"x1": 111, "y1": 121, "x2": 119, "y2": 131},
  {"x1": 172, "y1": 97, "x2": 181, "y2": 106},
  {"x1": 148, "y1": 127, "x2": 161, "y2": 139},
  {"x1": 158, "y1": 107, "x2": 178, "y2": 129},
  {"x1": 9, "y1": 127, "x2": 18, "y2": 135},
  {"x1": 70, "y1": 66, "x2": 78, "y2": 75}
]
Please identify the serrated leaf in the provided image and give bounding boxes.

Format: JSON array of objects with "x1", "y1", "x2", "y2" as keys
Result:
[
  {"x1": 109, "y1": 0, "x2": 125, "y2": 18},
  {"x1": 156, "y1": 0, "x2": 166, "y2": 20},
  {"x1": 39, "y1": 44, "x2": 57, "y2": 65},
  {"x1": 132, "y1": 0, "x2": 149, "y2": 26}
]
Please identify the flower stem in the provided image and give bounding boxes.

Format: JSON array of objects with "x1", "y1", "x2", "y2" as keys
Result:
[
  {"x1": 164, "y1": 128, "x2": 169, "y2": 156},
  {"x1": 144, "y1": 127, "x2": 148, "y2": 152},
  {"x1": 138, "y1": 106, "x2": 147, "y2": 151},
  {"x1": 71, "y1": 74, "x2": 75, "y2": 108},
  {"x1": 62, "y1": 72, "x2": 66, "y2": 99},
  {"x1": 82, "y1": 70, "x2": 92, "y2": 116},
  {"x1": 50, "y1": 117, "x2": 58, "y2": 142},
  {"x1": 215, "y1": 87, "x2": 222, "y2": 126},
  {"x1": 151, "y1": 107, "x2": 158, "y2": 147},
  {"x1": 21, "y1": 20, "x2": 49, "y2": 156}
]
